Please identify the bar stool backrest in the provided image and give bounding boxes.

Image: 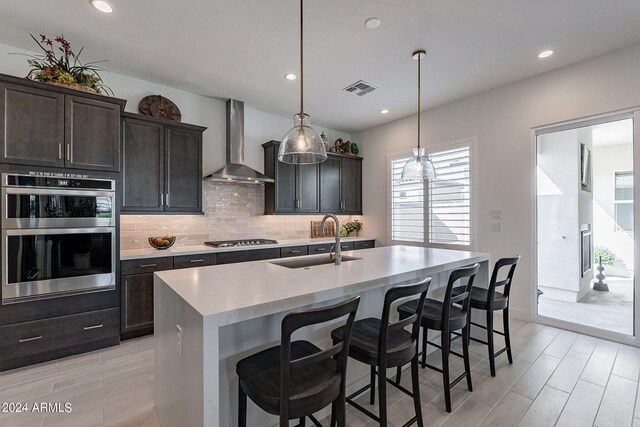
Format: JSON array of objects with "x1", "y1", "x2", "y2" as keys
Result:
[
  {"x1": 279, "y1": 296, "x2": 360, "y2": 422},
  {"x1": 488, "y1": 256, "x2": 521, "y2": 303},
  {"x1": 379, "y1": 278, "x2": 432, "y2": 366},
  {"x1": 442, "y1": 263, "x2": 481, "y2": 329}
]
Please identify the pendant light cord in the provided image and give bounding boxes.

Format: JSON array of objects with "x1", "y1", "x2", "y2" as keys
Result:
[
  {"x1": 417, "y1": 53, "x2": 421, "y2": 150},
  {"x1": 300, "y1": 0, "x2": 304, "y2": 116}
]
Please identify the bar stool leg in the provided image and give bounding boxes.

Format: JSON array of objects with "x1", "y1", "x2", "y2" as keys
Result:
[
  {"x1": 330, "y1": 401, "x2": 337, "y2": 427},
  {"x1": 421, "y1": 326, "x2": 428, "y2": 369},
  {"x1": 462, "y1": 325, "x2": 473, "y2": 391},
  {"x1": 378, "y1": 366, "x2": 388, "y2": 426},
  {"x1": 503, "y1": 307, "x2": 513, "y2": 364},
  {"x1": 238, "y1": 385, "x2": 247, "y2": 427},
  {"x1": 411, "y1": 355, "x2": 424, "y2": 427},
  {"x1": 370, "y1": 365, "x2": 376, "y2": 404},
  {"x1": 487, "y1": 309, "x2": 496, "y2": 377},
  {"x1": 336, "y1": 393, "x2": 347, "y2": 427},
  {"x1": 441, "y1": 330, "x2": 452, "y2": 413}
]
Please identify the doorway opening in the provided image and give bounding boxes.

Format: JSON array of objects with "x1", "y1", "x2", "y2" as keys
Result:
[{"x1": 536, "y1": 117, "x2": 634, "y2": 336}]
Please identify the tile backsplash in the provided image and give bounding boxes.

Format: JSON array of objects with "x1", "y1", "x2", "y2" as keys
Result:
[{"x1": 120, "y1": 182, "x2": 360, "y2": 250}]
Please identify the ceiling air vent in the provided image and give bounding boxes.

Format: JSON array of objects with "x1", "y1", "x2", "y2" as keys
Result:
[{"x1": 343, "y1": 80, "x2": 377, "y2": 96}]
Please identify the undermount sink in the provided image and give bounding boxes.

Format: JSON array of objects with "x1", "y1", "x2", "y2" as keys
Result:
[{"x1": 270, "y1": 255, "x2": 361, "y2": 269}]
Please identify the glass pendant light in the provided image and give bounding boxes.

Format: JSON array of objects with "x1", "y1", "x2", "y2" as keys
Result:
[
  {"x1": 278, "y1": 0, "x2": 327, "y2": 164},
  {"x1": 401, "y1": 49, "x2": 436, "y2": 182}
]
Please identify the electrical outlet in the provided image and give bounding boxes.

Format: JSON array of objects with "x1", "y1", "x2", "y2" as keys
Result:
[
  {"x1": 176, "y1": 325, "x2": 183, "y2": 356},
  {"x1": 491, "y1": 222, "x2": 501, "y2": 232},
  {"x1": 490, "y1": 209, "x2": 502, "y2": 219}
]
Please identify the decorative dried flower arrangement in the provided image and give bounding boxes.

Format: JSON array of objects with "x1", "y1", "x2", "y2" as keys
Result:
[{"x1": 21, "y1": 33, "x2": 113, "y2": 95}]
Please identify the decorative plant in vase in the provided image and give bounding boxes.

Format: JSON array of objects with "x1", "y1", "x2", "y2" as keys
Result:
[{"x1": 21, "y1": 33, "x2": 113, "y2": 95}]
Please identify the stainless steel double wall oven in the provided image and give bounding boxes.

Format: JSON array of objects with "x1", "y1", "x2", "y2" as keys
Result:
[{"x1": 2, "y1": 173, "x2": 116, "y2": 303}]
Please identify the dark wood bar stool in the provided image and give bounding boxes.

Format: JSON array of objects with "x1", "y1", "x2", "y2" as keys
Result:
[
  {"x1": 331, "y1": 278, "x2": 431, "y2": 427},
  {"x1": 236, "y1": 296, "x2": 360, "y2": 427},
  {"x1": 462, "y1": 256, "x2": 520, "y2": 377},
  {"x1": 396, "y1": 264, "x2": 480, "y2": 413}
]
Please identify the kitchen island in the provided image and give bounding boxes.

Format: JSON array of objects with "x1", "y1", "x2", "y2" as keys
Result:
[{"x1": 154, "y1": 245, "x2": 490, "y2": 427}]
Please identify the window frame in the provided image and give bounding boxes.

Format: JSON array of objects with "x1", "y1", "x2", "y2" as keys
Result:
[
  {"x1": 614, "y1": 170, "x2": 634, "y2": 234},
  {"x1": 387, "y1": 137, "x2": 477, "y2": 250}
]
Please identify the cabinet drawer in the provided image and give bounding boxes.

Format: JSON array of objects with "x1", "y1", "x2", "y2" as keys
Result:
[
  {"x1": 173, "y1": 253, "x2": 217, "y2": 269},
  {"x1": 339, "y1": 242, "x2": 354, "y2": 251},
  {"x1": 280, "y1": 245, "x2": 309, "y2": 258},
  {"x1": 121, "y1": 256, "x2": 173, "y2": 275},
  {"x1": 217, "y1": 248, "x2": 281, "y2": 265},
  {"x1": 0, "y1": 308, "x2": 119, "y2": 360},
  {"x1": 308, "y1": 243, "x2": 333, "y2": 255},
  {"x1": 354, "y1": 240, "x2": 375, "y2": 250}
]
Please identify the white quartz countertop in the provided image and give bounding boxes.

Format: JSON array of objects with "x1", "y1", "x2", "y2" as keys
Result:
[
  {"x1": 120, "y1": 237, "x2": 375, "y2": 260},
  {"x1": 154, "y1": 246, "x2": 490, "y2": 323}
]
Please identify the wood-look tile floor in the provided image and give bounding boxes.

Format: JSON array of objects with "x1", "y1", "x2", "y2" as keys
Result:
[{"x1": 1, "y1": 317, "x2": 639, "y2": 426}]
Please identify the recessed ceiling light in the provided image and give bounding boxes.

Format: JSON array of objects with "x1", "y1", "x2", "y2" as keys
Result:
[
  {"x1": 285, "y1": 73, "x2": 297, "y2": 80},
  {"x1": 365, "y1": 17, "x2": 381, "y2": 29},
  {"x1": 380, "y1": 109, "x2": 389, "y2": 114},
  {"x1": 538, "y1": 49, "x2": 554, "y2": 59},
  {"x1": 91, "y1": 0, "x2": 113, "y2": 13}
]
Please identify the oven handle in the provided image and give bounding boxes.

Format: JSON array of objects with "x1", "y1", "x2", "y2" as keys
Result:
[
  {"x1": 4, "y1": 227, "x2": 115, "y2": 236},
  {"x1": 3, "y1": 188, "x2": 114, "y2": 197}
]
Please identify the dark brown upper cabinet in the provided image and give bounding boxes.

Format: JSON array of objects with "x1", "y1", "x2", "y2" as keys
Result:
[
  {"x1": 263, "y1": 140, "x2": 320, "y2": 214},
  {"x1": 121, "y1": 113, "x2": 205, "y2": 214},
  {"x1": 0, "y1": 74, "x2": 125, "y2": 171},
  {"x1": 263, "y1": 140, "x2": 363, "y2": 215},
  {"x1": 65, "y1": 95, "x2": 121, "y2": 171},
  {"x1": 320, "y1": 155, "x2": 362, "y2": 215},
  {"x1": 339, "y1": 157, "x2": 363, "y2": 215}
]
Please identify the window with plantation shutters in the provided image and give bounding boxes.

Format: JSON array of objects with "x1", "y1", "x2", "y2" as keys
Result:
[
  {"x1": 390, "y1": 157, "x2": 424, "y2": 242},
  {"x1": 428, "y1": 145, "x2": 472, "y2": 246},
  {"x1": 389, "y1": 142, "x2": 473, "y2": 246}
]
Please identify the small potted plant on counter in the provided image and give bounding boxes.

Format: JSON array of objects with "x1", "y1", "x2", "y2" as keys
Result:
[
  {"x1": 340, "y1": 219, "x2": 363, "y2": 237},
  {"x1": 20, "y1": 33, "x2": 113, "y2": 95}
]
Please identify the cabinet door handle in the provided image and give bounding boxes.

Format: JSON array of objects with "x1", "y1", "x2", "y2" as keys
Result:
[
  {"x1": 290, "y1": 250, "x2": 301, "y2": 254},
  {"x1": 166, "y1": 193, "x2": 170, "y2": 207},
  {"x1": 83, "y1": 324, "x2": 103, "y2": 330},
  {"x1": 66, "y1": 144, "x2": 71, "y2": 161},
  {"x1": 19, "y1": 335, "x2": 43, "y2": 343},
  {"x1": 160, "y1": 194, "x2": 164, "y2": 206},
  {"x1": 316, "y1": 248, "x2": 326, "y2": 252},
  {"x1": 139, "y1": 263, "x2": 157, "y2": 268},
  {"x1": 189, "y1": 259, "x2": 204, "y2": 263},
  {"x1": 58, "y1": 143, "x2": 62, "y2": 160}
]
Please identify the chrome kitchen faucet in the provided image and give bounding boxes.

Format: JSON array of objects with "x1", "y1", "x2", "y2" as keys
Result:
[{"x1": 320, "y1": 214, "x2": 341, "y2": 265}]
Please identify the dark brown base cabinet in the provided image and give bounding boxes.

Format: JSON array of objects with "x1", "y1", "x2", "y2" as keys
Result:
[
  {"x1": 121, "y1": 113, "x2": 206, "y2": 214},
  {"x1": 0, "y1": 73, "x2": 125, "y2": 171},
  {"x1": 262, "y1": 140, "x2": 363, "y2": 215},
  {"x1": 120, "y1": 241, "x2": 374, "y2": 340},
  {"x1": 0, "y1": 307, "x2": 120, "y2": 371}
]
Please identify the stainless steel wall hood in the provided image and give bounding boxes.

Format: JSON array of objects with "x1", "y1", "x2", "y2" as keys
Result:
[{"x1": 203, "y1": 99, "x2": 274, "y2": 184}]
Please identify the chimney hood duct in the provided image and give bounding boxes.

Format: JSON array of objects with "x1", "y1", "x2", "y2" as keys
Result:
[{"x1": 203, "y1": 99, "x2": 274, "y2": 184}]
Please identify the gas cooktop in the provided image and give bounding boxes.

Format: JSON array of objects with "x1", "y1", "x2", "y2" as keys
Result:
[{"x1": 204, "y1": 239, "x2": 278, "y2": 248}]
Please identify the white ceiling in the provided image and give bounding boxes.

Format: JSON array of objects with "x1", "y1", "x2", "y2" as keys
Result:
[{"x1": 1, "y1": 0, "x2": 640, "y2": 133}]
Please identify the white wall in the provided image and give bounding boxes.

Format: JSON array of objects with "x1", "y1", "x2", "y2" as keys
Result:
[
  {"x1": 0, "y1": 42, "x2": 350, "y2": 176},
  {"x1": 354, "y1": 43, "x2": 640, "y2": 320},
  {"x1": 536, "y1": 130, "x2": 580, "y2": 301}
]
